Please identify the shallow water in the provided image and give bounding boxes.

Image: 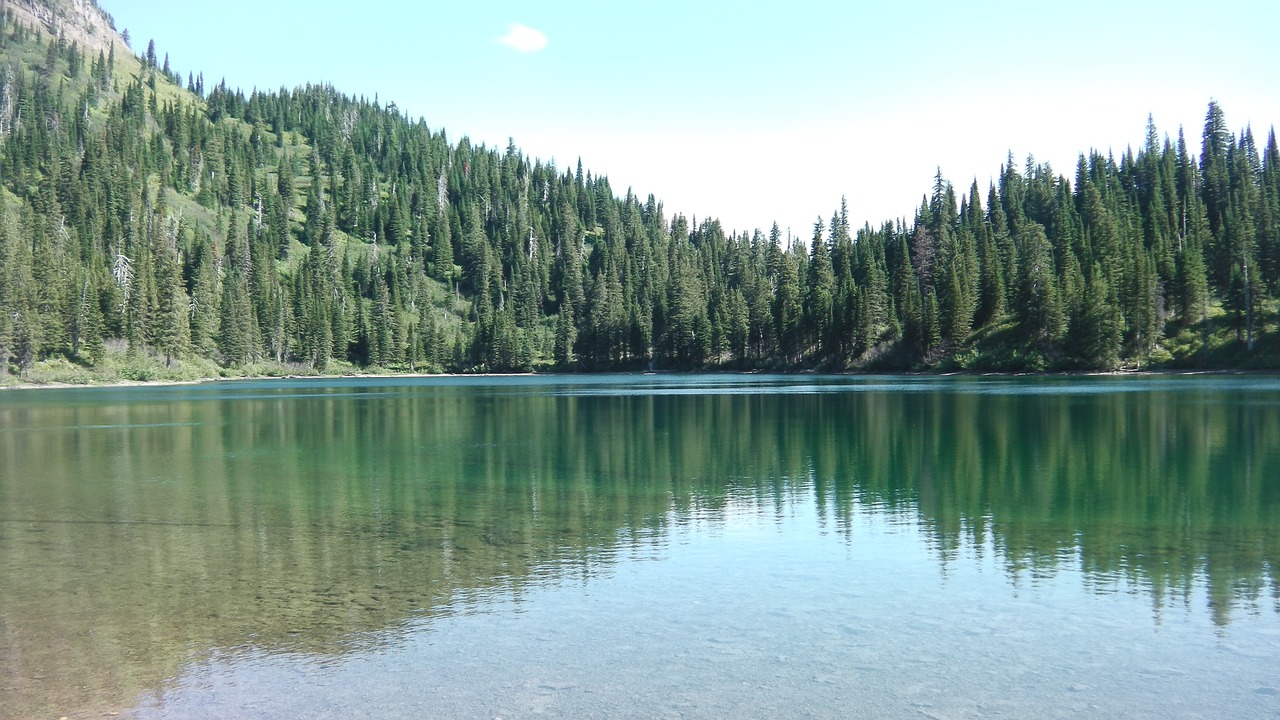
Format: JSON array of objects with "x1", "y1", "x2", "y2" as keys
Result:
[{"x1": 2, "y1": 374, "x2": 1278, "y2": 718}]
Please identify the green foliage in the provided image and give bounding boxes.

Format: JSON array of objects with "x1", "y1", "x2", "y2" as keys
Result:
[{"x1": 0, "y1": 8, "x2": 1278, "y2": 381}]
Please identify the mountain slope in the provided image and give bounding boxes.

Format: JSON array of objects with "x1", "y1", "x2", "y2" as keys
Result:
[
  {"x1": 0, "y1": 1, "x2": 1278, "y2": 385},
  {"x1": 4, "y1": 0, "x2": 122, "y2": 55}
]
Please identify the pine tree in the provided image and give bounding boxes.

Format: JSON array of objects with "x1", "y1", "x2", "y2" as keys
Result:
[
  {"x1": 124, "y1": 238, "x2": 154, "y2": 354},
  {"x1": 806, "y1": 218, "x2": 834, "y2": 359},
  {"x1": 774, "y1": 250, "x2": 803, "y2": 365},
  {"x1": 891, "y1": 236, "x2": 919, "y2": 346},
  {"x1": 299, "y1": 242, "x2": 333, "y2": 369},
  {"x1": 558, "y1": 292, "x2": 583, "y2": 363},
  {"x1": 922, "y1": 285, "x2": 942, "y2": 354},
  {"x1": 1062, "y1": 261, "x2": 1112, "y2": 367},
  {"x1": 1174, "y1": 241, "x2": 1209, "y2": 330},
  {"x1": 78, "y1": 272, "x2": 106, "y2": 365},
  {"x1": 942, "y1": 264, "x2": 970, "y2": 343},
  {"x1": 219, "y1": 266, "x2": 258, "y2": 366},
  {"x1": 976, "y1": 230, "x2": 1005, "y2": 325},
  {"x1": 1202, "y1": 101, "x2": 1234, "y2": 286},
  {"x1": 372, "y1": 273, "x2": 398, "y2": 366},
  {"x1": 188, "y1": 236, "x2": 220, "y2": 356},
  {"x1": 1015, "y1": 221, "x2": 1065, "y2": 352},
  {"x1": 155, "y1": 237, "x2": 190, "y2": 367}
]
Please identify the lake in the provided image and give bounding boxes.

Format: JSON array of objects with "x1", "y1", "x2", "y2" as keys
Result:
[{"x1": 2, "y1": 374, "x2": 1279, "y2": 719}]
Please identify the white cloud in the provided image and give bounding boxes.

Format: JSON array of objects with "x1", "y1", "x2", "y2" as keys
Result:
[{"x1": 498, "y1": 23, "x2": 548, "y2": 53}]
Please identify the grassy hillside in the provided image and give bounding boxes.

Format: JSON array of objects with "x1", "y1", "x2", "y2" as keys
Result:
[{"x1": 0, "y1": 1, "x2": 474, "y2": 384}]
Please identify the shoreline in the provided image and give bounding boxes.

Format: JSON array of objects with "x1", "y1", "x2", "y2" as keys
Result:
[
  {"x1": 3, "y1": 367, "x2": 1276, "y2": 392},
  {"x1": 0, "y1": 371, "x2": 540, "y2": 392}
]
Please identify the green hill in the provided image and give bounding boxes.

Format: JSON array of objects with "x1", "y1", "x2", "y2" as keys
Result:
[{"x1": 1, "y1": 1, "x2": 1278, "y2": 385}]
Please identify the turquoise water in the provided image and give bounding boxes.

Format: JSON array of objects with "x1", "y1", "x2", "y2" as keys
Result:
[{"x1": 2, "y1": 375, "x2": 1278, "y2": 718}]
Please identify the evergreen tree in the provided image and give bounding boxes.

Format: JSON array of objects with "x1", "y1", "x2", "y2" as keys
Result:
[
  {"x1": 219, "y1": 265, "x2": 259, "y2": 366},
  {"x1": 155, "y1": 234, "x2": 190, "y2": 367},
  {"x1": 188, "y1": 236, "x2": 220, "y2": 356},
  {"x1": 77, "y1": 272, "x2": 106, "y2": 365},
  {"x1": 805, "y1": 218, "x2": 835, "y2": 360},
  {"x1": 1068, "y1": 265, "x2": 1121, "y2": 368},
  {"x1": 1015, "y1": 221, "x2": 1065, "y2": 351},
  {"x1": 552, "y1": 293, "x2": 578, "y2": 363},
  {"x1": 774, "y1": 250, "x2": 803, "y2": 365}
]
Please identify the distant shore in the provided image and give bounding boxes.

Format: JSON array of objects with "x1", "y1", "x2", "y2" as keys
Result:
[
  {"x1": 4, "y1": 366, "x2": 1276, "y2": 392},
  {"x1": 0, "y1": 371, "x2": 537, "y2": 391}
]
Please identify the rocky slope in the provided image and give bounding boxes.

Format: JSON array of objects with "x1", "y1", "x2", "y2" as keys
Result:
[{"x1": 2, "y1": 0, "x2": 124, "y2": 54}]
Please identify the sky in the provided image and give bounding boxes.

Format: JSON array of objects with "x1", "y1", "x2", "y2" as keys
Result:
[{"x1": 103, "y1": 0, "x2": 1280, "y2": 238}]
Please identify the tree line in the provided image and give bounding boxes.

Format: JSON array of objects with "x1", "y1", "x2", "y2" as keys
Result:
[{"x1": 1, "y1": 10, "x2": 1278, "y2": 377}]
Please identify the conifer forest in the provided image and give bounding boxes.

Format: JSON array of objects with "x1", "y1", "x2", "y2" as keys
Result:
[{"x1": 1, "y1": 4, "x2": 1279, "y2": 381}]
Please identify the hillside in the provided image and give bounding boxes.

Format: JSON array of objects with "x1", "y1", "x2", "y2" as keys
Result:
[
  {"x1": 0, "y1": 1, "x2": 1278, "y2": 385},
  {"x1": 4, "y1": 0, "x2": 121, "y2": 54}
]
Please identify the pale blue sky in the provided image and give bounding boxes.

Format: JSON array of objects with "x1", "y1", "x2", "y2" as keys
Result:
[{"x1": 106, "y1": 0, "x2": 1280, "y2": 235}]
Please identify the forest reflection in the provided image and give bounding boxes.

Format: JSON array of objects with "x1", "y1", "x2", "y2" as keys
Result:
[{"x1": 1, "y1": 377, "x2": 1278, "y2": 718}]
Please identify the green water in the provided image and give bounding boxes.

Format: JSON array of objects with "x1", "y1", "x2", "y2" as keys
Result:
[{"x1": 2, "y1": 375, "x2": 1279, "y2": 719}]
